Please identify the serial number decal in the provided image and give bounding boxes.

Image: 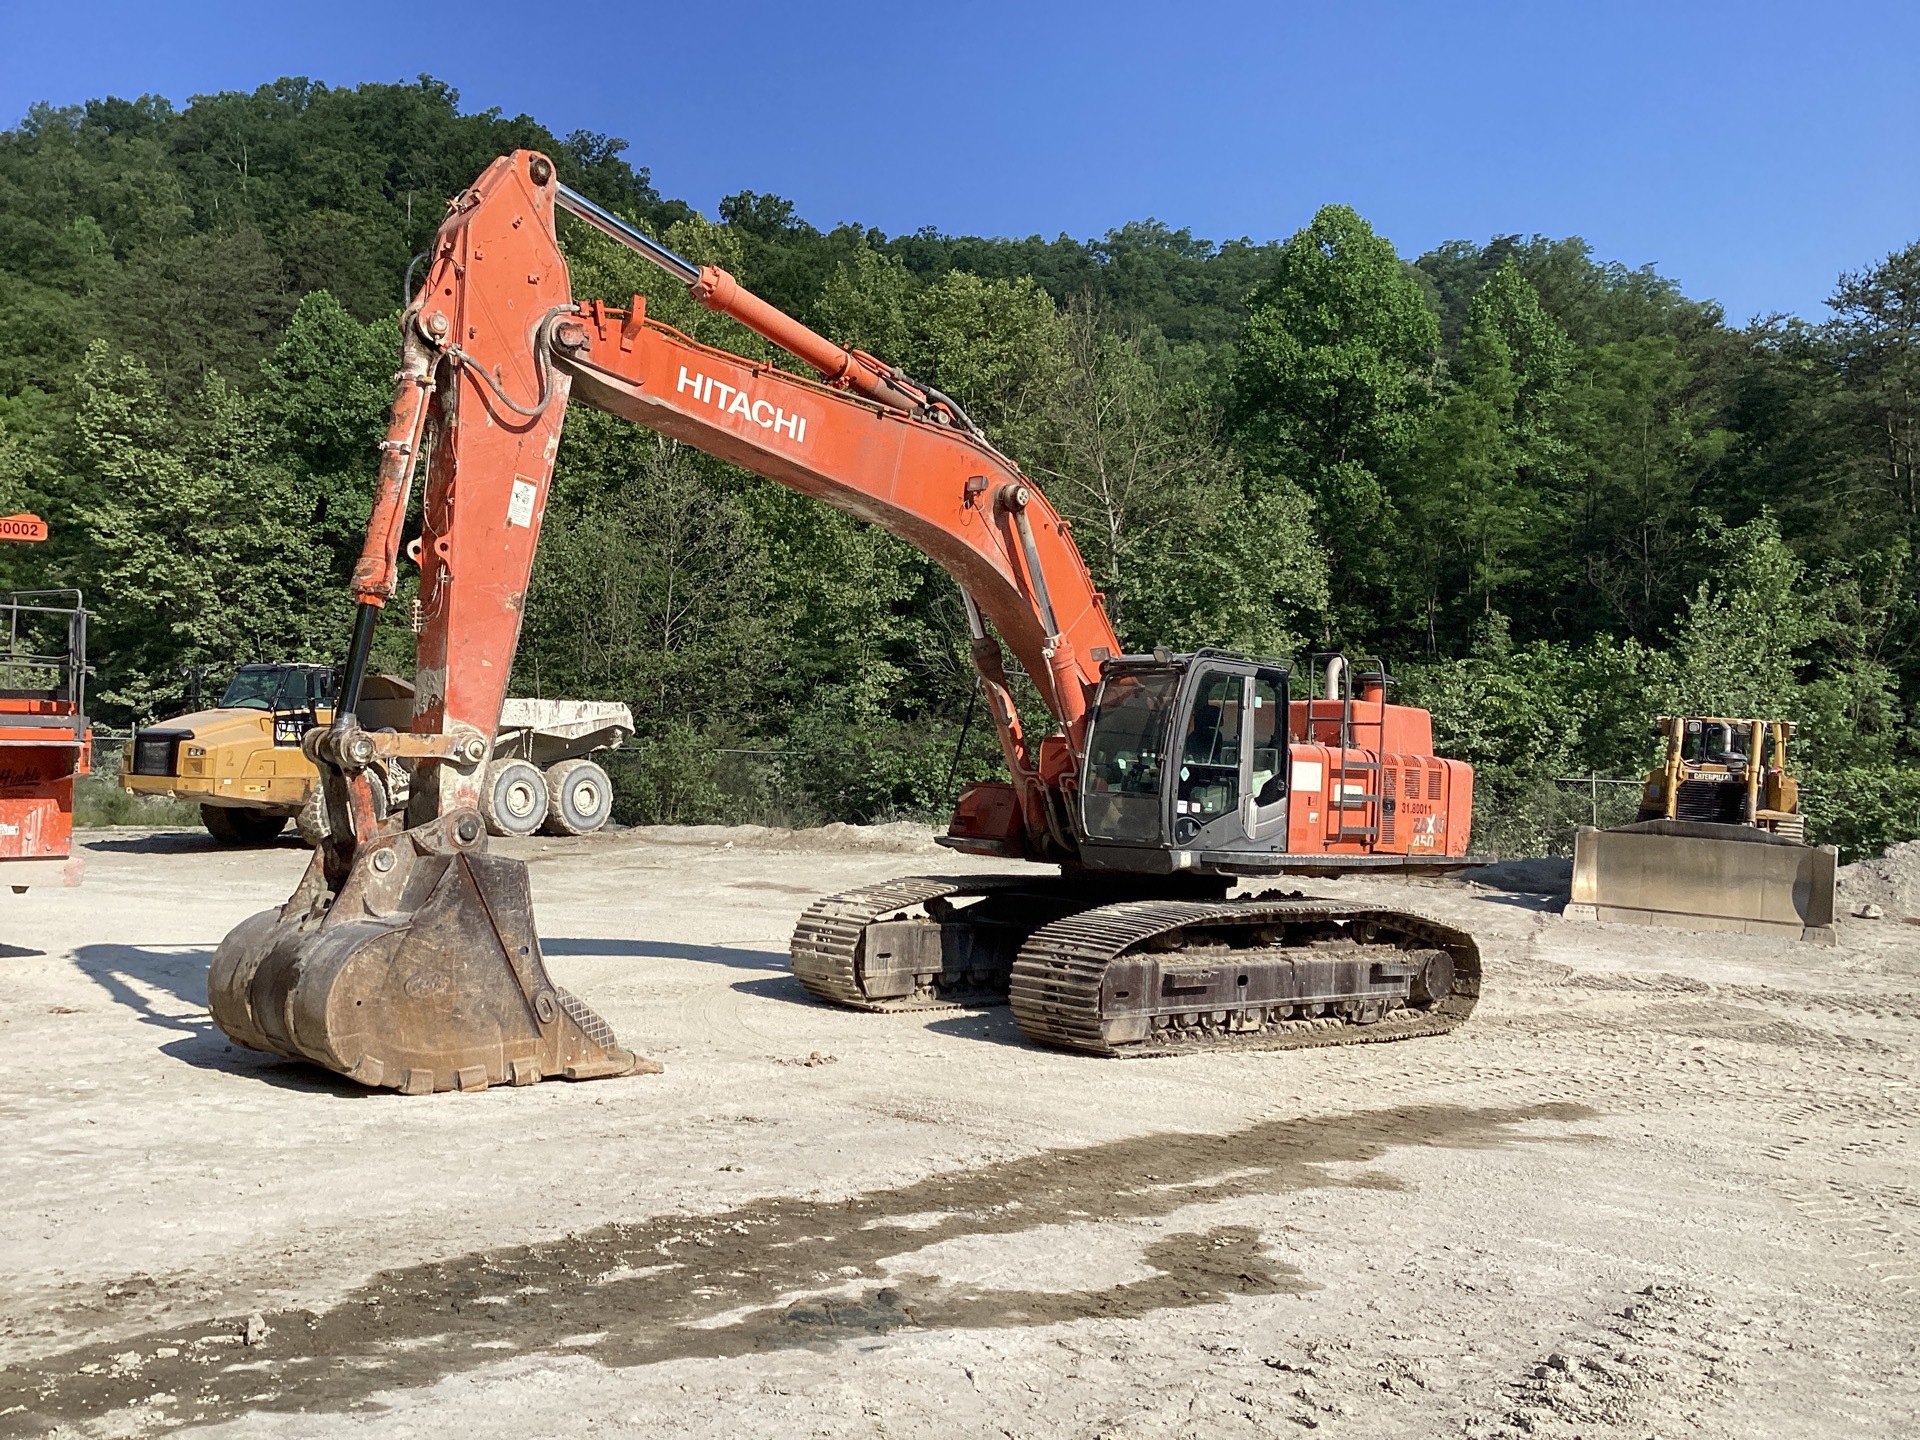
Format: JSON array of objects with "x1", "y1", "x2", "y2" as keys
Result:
[
  {"x1": 0, "y1": 515, "x2": 48, "y2": 541},
  {"x1": 677, "y1": 367, "x2": 807, "y2": 443}
]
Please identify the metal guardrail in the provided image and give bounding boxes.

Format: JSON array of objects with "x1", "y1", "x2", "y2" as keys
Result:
[{"x1": 0, "y1": 590, "x2": 87, "y2": 707}]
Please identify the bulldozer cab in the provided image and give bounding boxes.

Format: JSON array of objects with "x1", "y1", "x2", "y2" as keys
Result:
[
  {"x1": 1642, "y1": 715, "x2": 1802, "y2": 836},
  {"x1": 1078, "y1": 652, "x2": 1291, "y2": 863},
  {"x1": 1678, "y1": 718, "x2": 1754, "y2": 767}
]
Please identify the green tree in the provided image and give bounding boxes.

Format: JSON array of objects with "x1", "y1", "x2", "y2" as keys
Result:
[
  {"x1": 1406, "y1": 261, "x2": 1574, "y2": 643},
  {"x1": 106, "y1": 227, "x2": 298, "y2": 398},
  {"x1": 1660, "y1": 513, "x2": 1822, "y2": 722},
  {"x1": 1561, "y1": 336, "x2": 1728, "y2": 640},
  {"x1": 1827, "y1": 241, "x2": 1920, "y2": 548},
  {"x1": 70, "y1": 343, "x2": 344, "y2": 719},
  {"x1": 1037, "y1": 297, "x2": 1326, "y2": 654},
  {"x1": 261, "y1": 290, "x2": 395, "y2": 564},
  {"x1": 521, "y1": 430, "x2": 775, "y2": 726},
  {"x1": 1228, "y1": 204, "x2": 1438, "y2": 626}
]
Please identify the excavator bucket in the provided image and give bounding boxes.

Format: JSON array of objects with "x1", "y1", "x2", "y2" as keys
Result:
[
  {"x1": 1567, "y1": 819, "x2": 1838, "y2": 945},
  {"x1": 209, "y1": 811, "x2": 655, "y2": 1093}
]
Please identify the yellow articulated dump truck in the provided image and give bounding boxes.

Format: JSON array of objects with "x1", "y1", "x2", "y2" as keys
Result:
[
  {"x1": 1568, "y1": 715, "x2": 1837, "y2": 944},
  {"x1": 120, "y1": 663, "x2": 632, "y2": 845}
]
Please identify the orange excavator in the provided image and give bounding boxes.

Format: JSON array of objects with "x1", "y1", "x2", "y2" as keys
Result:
[{"x1": 210, "y1": 152, "x2": 1482, "y2": 1093}]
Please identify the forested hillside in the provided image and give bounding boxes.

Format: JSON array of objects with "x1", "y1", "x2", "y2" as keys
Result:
[{"x1": 2, "y1": 77, "x2": 1915, "y2": 856}]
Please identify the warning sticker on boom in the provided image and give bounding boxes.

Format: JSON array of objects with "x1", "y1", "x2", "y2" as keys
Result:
[{"x1": 507, "y1": 477, "x2": 538, "y2": 529}]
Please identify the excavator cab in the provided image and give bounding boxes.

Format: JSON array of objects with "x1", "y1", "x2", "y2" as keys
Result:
[{"x1": 1078, "y1": 652, "x2": 1291, "y2": 866}]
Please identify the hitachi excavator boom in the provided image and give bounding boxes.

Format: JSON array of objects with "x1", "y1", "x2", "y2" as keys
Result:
[{"x1": 210, "y1": 151, "x2": 1482, "y2": 1092}]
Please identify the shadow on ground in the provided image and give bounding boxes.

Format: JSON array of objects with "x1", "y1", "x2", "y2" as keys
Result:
[
  {"x1": 730, "y1": 973, "x2": 831, "y2": 1008},
  {"x1": 922, "y1": 1008, "x2": 1027, "y2": 1048},
  {"x1": 71, "y1": 943, "x2": 212, "y2": 1033},
  {"x1": 1473, "y1": 891, "x2": 1567, "y2": 914},
  {"x1": 68, "y1": 942, "x2": 366, "y2": 1094},
  {"x1": 544, "y1": 937, "x2": 787, "y2": 972},
  {"x1": 77, "y1": 831, "x2": 304, "y2": 856}
]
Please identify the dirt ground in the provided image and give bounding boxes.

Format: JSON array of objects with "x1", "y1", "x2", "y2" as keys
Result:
[{"x1": 1, "y1": 824, "x2": 1917, "y2": 1438}]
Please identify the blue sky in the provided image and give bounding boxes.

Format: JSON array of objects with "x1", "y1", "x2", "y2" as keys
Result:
[{"x1": 2, "y1": 0, "x2": 1913, "y2": 324}]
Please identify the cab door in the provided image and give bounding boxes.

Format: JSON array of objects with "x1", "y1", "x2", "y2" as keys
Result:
[
  {"x1": 1171, "y1": 665, "x2": 1250, "y2": 848},
  {"x1": 1243, "y1": 669, "x2": 1289, "y2": 843}
]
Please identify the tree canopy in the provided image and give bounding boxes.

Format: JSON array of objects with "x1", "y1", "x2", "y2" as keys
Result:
[{"x1": 1, "y1": 75, "x2": 1914, "y2": 857}]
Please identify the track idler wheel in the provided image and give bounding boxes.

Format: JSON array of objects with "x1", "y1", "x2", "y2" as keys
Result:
[{"x1": 208, "y1": 809, "x2": 658, "y2": 1094}]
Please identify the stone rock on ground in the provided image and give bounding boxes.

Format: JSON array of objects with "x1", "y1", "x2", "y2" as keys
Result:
[{"x1": 1837, "y1": 838, "x2": 1920, "y2": 922}]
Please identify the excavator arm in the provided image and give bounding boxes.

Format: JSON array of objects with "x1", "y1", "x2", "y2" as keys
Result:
[
  {"x1": 208, "y1": 150, "x2": 1124, "y2": 1093},
  {"x1": 343, "y1": 150, "x2": 1116, "y2": 863}
]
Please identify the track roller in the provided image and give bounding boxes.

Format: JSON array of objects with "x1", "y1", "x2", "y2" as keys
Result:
[{"x1": 1010, "y1": 897, "x2": 1480, "y2": 1056}]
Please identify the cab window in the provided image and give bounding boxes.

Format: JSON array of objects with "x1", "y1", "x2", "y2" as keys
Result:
[
  {"x1": 1177, "y1": 671, "x2": 1241, "y2": 822},
  {"x1": 220, "y1": 668, "x2": 285, "y2": 710},
  {"x1": 1082, "y1": 669, "x2": 1178, "y2": 844},
  {"x1": 1251, "y1": 673, "x2": 1285, "y2": 805}
]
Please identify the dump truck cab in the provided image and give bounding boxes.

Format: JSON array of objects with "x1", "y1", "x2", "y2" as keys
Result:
[
  {"x1": 122, "y1": 664, "x2": 350, "y2": 843},
  {"x1": 218, "y1": 663, "x2": 335, "y2": 727}
]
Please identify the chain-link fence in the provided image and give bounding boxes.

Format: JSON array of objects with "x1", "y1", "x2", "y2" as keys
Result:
[
  {"x1": 1553, "y1": 774, "x2": 1647, "y2": 831},
  {"x1": 1469, "y1": 775, "x2": 1646, "y2": 859}
]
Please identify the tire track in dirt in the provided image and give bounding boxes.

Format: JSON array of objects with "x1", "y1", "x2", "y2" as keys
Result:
[{"x1": 1459, "y1": 1284, "x2": 1738, "y2": 1438}]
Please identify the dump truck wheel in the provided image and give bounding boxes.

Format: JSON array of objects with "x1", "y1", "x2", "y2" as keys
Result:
[
  {"x1": 543, "y1": 759, "x2": 613, "y2": 836},
  {"x1": 201, "y1": 805, "x2": 289, "y2": 846},
  {"x1": 481, "y1": 759, "x2": 548, "y2": 837}
]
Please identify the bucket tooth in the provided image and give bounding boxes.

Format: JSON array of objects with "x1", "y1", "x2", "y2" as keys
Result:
[{"x1": 208, "y1": 812, "x2": 658, "y2": 1092}]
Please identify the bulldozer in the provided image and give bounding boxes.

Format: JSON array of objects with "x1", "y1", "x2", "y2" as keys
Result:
[
  {"x1": 209, "y1": 151, "x2": 1485, "y2": 1095},
  {"x1": 1568, "y1": 715, "x2": 1837, "y2": 943},
  {"x1": 122, "y1": 663, "x2": 632, "y2": 844}
]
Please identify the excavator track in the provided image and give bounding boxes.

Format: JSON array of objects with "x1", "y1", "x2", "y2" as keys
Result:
[
  {"x1": 791, "y1": 878, "x2": 1480, "y2": 1061},
  {"x1": 790, "y1": 875, "x2": 1060, "y2": 1011},
  {"x1": 1009, "y1": 896, "x2": 1479, "y2": 1056}
]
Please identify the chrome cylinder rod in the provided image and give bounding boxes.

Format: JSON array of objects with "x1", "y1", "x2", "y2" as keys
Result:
[{"x1": 554, "y1": 184, "x2": 700, "y2": 284}]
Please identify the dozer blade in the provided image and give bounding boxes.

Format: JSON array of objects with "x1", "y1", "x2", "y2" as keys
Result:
[
  {"x1": 1567, "y1": 819, "x2": 1838, "y2": 945},
  {"x1": 208, "y1": 811, "x2": 658, "y2": 1093}
]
